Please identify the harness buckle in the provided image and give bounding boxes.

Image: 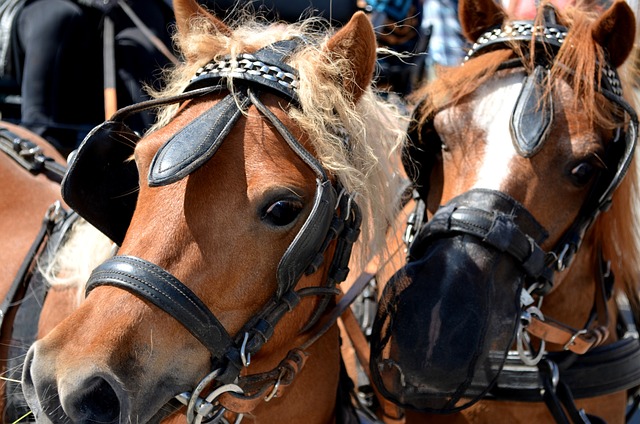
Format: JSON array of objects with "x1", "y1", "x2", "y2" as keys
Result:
[
  {"x1": 240, "y1": 332, "x2": 251, "y2": 368},
  {"x1": 563, "y1": 329, "x2": 588, "y2": 351},
  {"x1": 264, "y1": 368, "x2": 286, "y2": 402}
]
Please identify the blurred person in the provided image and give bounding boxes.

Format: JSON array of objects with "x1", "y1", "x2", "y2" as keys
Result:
[
  {"x1": 9, "y1": 0, "x2": 174, "y2": 156},
  {"x1": 422, "y1": 0, "x2": 466, "y2": 79}
]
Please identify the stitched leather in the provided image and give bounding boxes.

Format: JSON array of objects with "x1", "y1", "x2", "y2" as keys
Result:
[
  {"x1": 510, "y1": 66, "x2": 553, "y2": 158},
  {"x1": 149, "y1": 92, "x2": 250, "y2": 186},
  {"x1": 86, "y1": 255, "x2": 234, "y2": 359}
]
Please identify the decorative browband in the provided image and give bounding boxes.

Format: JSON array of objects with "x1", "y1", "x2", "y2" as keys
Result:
[
  {"x1": 465, "y1": 22, "x2": 568, "y2": 60},
  {"x1": 464, "y1": 22, "x2": 622, "y2": 97},
  {"x1": 191, "y1": 53, "x2": 299, "y2": 90}
]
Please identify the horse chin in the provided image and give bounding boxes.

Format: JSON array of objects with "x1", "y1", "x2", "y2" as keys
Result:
[{"x1": 372, "y1": 235, "x2": 525, "y2": 413}]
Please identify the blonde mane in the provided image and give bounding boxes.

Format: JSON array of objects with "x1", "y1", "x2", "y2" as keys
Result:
[
  {"x1": 150, "y1": 11, "x2": 409, "y2": 266},
  {"x1": 410, "y1": 0, "x2": 640, "y2": 302},
  {"x1": 39, "y1": 219, "x2": 115, "y2": 305}
]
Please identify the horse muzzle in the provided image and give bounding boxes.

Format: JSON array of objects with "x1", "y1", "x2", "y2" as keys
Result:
[{"x1": 371, "y1": 189, "x2": 551, "y2": 413}]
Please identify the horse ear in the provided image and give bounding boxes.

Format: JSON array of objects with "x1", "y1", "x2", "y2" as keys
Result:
[
  {"x1": 324, "y1": 11, "x2": 376, "y2": 103},
  {"x1": 592, "y1": 0, "x2": 636, "y2": 68},
  {"x1": 459, "y1": 0, "x2": 507, "y2": 42},
  {"x1": 173, "y1": 0, "x2": 232, "y2": 38}
]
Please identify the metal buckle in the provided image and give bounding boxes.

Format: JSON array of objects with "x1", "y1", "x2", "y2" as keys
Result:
[
  {"x1": 264, "y1": 368, "x2": 286, "y2": 402},
  {"x1": 45, "y1": 200, "x2": 65, "y2": 225},
  {"x1": 177, "y1": 368, "x2": 245, "y2": 424},
  {"x1": 563, "y1": 329, "x2": 588, "y2": 351}
]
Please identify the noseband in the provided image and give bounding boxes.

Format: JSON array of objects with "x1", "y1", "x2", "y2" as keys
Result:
[{"x1": 62, "y1": 39, "x2": 362, "y2": 420}]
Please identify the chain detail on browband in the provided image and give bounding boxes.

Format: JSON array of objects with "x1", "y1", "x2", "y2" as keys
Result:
[
  {"x1": 464, "y1": 22, "x2": 623, "y2": 97},
  {"x1": 465, "y1": 22, "x2": 567, "y2": 61},
  {"x1": 192, "y1": 54, "x2": 299, "y2": 90}
]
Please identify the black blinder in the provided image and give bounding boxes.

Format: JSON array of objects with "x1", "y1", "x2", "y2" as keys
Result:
[
  {"x1": 61, "y1": 121, "x2": 140, "y2": 245},
  {"x1": 510, "y1": 65, "x2": 554, "y2": 158}
]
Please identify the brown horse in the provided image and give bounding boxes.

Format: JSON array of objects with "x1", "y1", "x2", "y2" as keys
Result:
[
  {"x1": 0, "y1": 121, "x2": 116, "y2": 423},
  {"x1": 20, "y1": 1, "x2": 407, "y2": 423},
  {"x1": 0, "y1": 121, "x2": 67, "y2": 420},
  {"x1": 371, "y1": 0, "x2": 640, "y2": 423}
]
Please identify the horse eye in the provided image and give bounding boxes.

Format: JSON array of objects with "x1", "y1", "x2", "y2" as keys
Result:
[
  {"x1": 570, "y1": 162, "x2": 597, "y2": 187},
  {"x1": 262, "y1": 199, "x2": 304, "y2": 226}
]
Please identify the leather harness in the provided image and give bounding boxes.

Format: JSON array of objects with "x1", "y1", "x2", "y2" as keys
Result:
[
  {"x1": 62, "y1": 39, "x2": 368, "y2": 422},
  {"x1": 401, "y1": 8, "x2": 640, "y2": 423},
  {"x1": 0, "y1": 125, "x2": 72, "y2": 422}
]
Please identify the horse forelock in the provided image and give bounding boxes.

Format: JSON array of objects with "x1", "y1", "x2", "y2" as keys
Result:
[{"x1": 149, "y1": 12, "x2": 409, "y2": 268}]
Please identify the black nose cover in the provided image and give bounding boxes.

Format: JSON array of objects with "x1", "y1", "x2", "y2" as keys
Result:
[{"x1": 370, "y1": 189, "x2": 548, "y2": 413}]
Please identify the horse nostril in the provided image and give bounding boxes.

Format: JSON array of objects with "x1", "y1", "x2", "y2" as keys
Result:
[{"x1": 65, "y1": 377, "x2": 121, "y2": 423}]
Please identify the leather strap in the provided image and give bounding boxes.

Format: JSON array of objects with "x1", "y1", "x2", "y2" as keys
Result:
[
  {"x1": 0, "y1": 202, "x2": 66, "y2": 332},
  {"x1": 215, "y1": 264, "x2": 386, "y2": 418},
  {"x1": 0, "y1": 126, "x2": 66, "y2": 183},
  {"x1": 489, "y1": 337, "x2": 640, "y2": 402},
  {"x1": 526, "y1": 317, "x2": 608, "y2": 355},
  {"x1": 526, "y1": 251, "x2": 611, "y2": 355},
  {"x1": 414, "y1": 189, "x2": 553, "y2": 287},
  {"x1": 218, "y1": 349, "x2": 308, "y2": 413},
  {"x1": 86, "y1": 255, "x2": 235, "y2": 359}
]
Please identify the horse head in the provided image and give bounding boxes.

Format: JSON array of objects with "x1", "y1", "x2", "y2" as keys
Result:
[
  {"x1": 372, "y1": 0, "x2": 640, "y2": 421},
  {"x1": 21, "y1": 2, "x2": 406, "y2": 423}
]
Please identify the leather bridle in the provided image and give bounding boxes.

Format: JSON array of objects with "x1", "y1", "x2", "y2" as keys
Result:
[
  {"x1": 63, "y1": 39, "x2": 364, "y2": 422},
  {"x1": 398, "y1": 8, "x2": 640, "y2": 422}
]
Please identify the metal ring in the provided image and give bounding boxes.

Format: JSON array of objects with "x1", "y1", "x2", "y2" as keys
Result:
[
  {"x1": 183, "y1": 368, "x2": 223, "y2": 424},
  {"x1": 517, "y1": 324, "x2": 546, "y2": 366},
  {"x1": 517, "y1": 306, "x2": 546, "y2": 366},
  {"x1": 196, "y1": 384, "x2": 244, "y2": 424}
]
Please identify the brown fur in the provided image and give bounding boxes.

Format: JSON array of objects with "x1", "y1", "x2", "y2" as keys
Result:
[
  {"x1": 20, "y1": 2, "x2": 407, "y2": 423},
  {"x1": 0, "y1": 121, "x2": 67, "y2": 417},
  {"x1": 404, "y1": 0, "x2": 639, "y2": 422}
]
